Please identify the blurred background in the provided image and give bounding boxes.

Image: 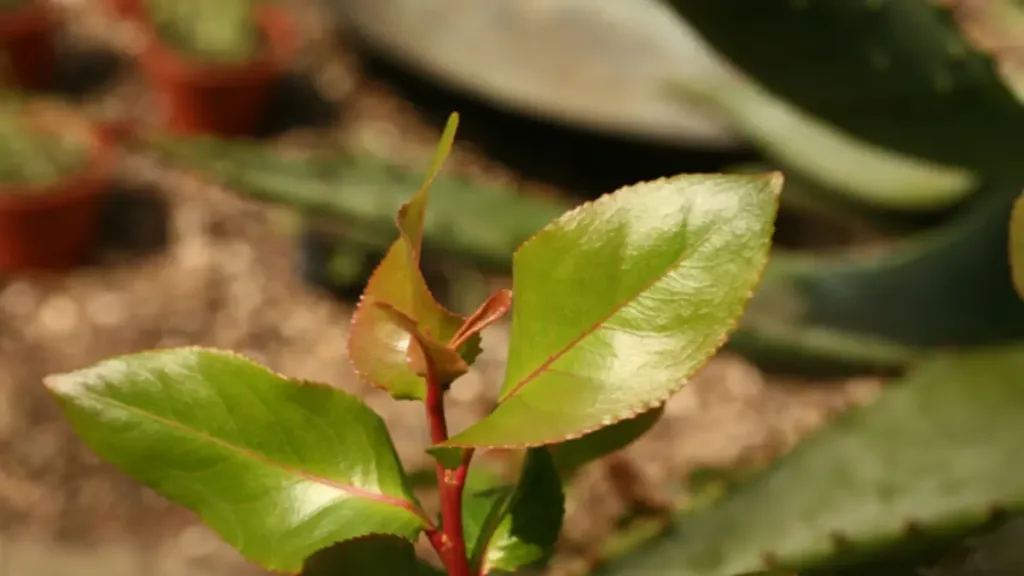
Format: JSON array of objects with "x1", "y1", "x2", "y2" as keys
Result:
[{"x1": 0, "y1": 0, "x2": 1022, "y2": 574}]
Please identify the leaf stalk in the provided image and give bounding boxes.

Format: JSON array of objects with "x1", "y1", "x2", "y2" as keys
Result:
[{"x1": 424, "y1": 355, "x2": 473, "y2": 576}]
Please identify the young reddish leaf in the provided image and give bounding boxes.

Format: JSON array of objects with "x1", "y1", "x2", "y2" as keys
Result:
[
  {"x1": 450, "y1": 288, "x2": 514, "y2": 349},
  {"x1": 348, "y1": 113, "x2": 483, "y2": 401},
  {"x1": 548, "y1": 406, "x2": 664, "y2": 479},
  {"x1": 44, "y1": 348, "x2": 430, "y2": 573},
  {"x1": 1009, "y1": 190, "x2": 1024, "y2": 301},
  {"x1": 302, "y1": 535, "x2": 445, "y2": 576},
  {"x1": 440, "y1": 173, "x2": 781, "y2": 448},
  {"x1": 374, "y1": 302, "x2": 470, "y2": 384},
  {"x1": 463, "y1": 449, "x2": 565, "y2": 574}
]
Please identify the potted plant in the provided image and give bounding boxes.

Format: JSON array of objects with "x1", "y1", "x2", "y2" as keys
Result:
[
  {"x1": 0, "y1": 95, "x2": 115, "y2": 271},
  {"x1": 0, "y1": 0, "x2": 58, "y2": 89},
  {"x1": 104, "y1": 0, "x2": 144, "y2": 21},
  {"x1": 138, "y1": 0, "x2": 295, "y2": 135}
]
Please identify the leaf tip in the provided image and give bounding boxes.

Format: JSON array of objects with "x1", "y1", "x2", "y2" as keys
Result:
[{"x1": 765, "y1": 170, "x2": 785, "y2": 195}]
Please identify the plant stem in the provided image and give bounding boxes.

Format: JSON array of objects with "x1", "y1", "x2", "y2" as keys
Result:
[{"x1": 424, "y1": 363, "x2": 473, "y2": 576}]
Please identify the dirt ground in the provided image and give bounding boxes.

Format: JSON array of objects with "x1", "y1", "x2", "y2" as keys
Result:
[{"x1": 0, "y1": 1, "x2": 883, "y2": 574}]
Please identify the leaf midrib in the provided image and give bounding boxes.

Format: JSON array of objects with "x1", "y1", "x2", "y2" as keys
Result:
[
  {"x1": 502, "y1": 225, "x2": 716, "y2": 401},
  {"x1": 75, "y1": 390, "x2": 430, "y2": 524}
]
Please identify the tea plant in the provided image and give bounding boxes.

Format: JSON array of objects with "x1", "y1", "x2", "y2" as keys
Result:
[
  {"x1": 146, "y1": 0, "x2": 261, "y2": 62},
  {"x1": 44, "y1": 113, "x2": 779, "y2": 575}
]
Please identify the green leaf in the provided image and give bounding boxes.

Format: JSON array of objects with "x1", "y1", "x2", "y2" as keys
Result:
[
  {"x1": 666, "y1": 73, "x2": 976, "y2": 210},
  {"x1": 348, "y1": 113, "x2": 483, "y2": 400},
  {"x1": 1010, "y1": 191, "x2": 1024, "y2": 301},
  {"x1": 464, "y1": 449, "x2": 565, "y2": 574},
  {"x1": 548, "y1": 406, "x2": 664, "y2": 479},
  {"x1": 440, "y1": 173, "x2": 781, "y2": 448},
  {"x1": 662, "y1": 0, "x2": 1024, "y2": 173},
  {"x1": 302, "y1": 535, "x2": 445, "y2": 576},
  {"x1": 597, "y1": 346, "x2": 1024, "y2": 576},
  {"x1": 142, "y1": 133, "x2": 572, "y2": 272},
  {"x1": 733, "y1": 179, "x2": 1024, "y2": 375},
  {"x1": 44, "y1": 348, "x2": 430, "y2": 573}
]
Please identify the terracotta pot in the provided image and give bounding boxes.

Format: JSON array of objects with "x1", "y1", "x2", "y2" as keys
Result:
[
  {"x1": 105, "y1": 0, "x2": 144, "y2": 21},
  {"x1": 0, "y1": 104, "x2": 115, "y2": 272},
  {"x1": 138, "y1": 5, "x2": 295, "y2": 136},
  {"x1": 0, "y1": 2, "x2": 58, "y2": 89}
]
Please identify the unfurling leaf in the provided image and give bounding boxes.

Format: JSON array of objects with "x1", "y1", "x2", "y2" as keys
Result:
[
  {"x1": 45, "y1": 348, "x2": 430, "y2": 573},
  {"x1": 348, "y1": 112, "x2": 483, "y2": 401},
  {"x1": 1009, "y1": 191, "x2": 1024, "y2": 301},
  {"x1": 597, "y1": 346, "x2": 1024, "y2": 576},
  {"x1": 464, "y1": 449, "x2": 565, "y2": 574},
  {"x1": 440, "y1": 173, "x2": 781, "y2": 448},
  {"x1": 302, "y1": 535, "x2": 445, "y2": 576},
  {"x1": 451, "y1": 288, "x2": 514, "y2": 349},
  {"x1": 548, "y1": 406, "x2": 664, "y2": 479}
]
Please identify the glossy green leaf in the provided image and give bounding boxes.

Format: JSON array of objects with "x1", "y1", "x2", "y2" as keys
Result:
[
  {"x1": 597, "y1": 346, "x2": 1024, "y2": 576},
  {"x1": 464, "y1": 449, "x2": 565, "y2": 574},
  {"x1": 348, "y1": 113, "x2": 483, "y2": 400},
  {"x1": 302, "y1": 535, "x2": 445, "y2": 576},
  {"x1": 44, "y1": 348, "x2": 430, "y2": 573},
  {"x1": 548, "y1": 406, "x2": 664, "y2": 479},
  {"x1": 1009, "y1": 191, "x2": 1024, "y2": 301},
  {"x1": 441, "y1": 173, "x2": 781, "y2": 448}
]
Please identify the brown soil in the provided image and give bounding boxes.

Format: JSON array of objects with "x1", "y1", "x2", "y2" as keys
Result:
[{"x1": 0, "y1": 1, "x2": 883, "y2": 574}]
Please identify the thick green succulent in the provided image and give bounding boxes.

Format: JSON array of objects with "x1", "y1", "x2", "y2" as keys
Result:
[{"x1": 664, "y1": 0, "x2": 1024, "y2": 174}]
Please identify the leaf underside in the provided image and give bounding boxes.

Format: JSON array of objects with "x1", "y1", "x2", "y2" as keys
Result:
[
  {"x1": 464, "y1": 449, "x2": 565, "y2": 574},
  {"x1": 45, "y1": 348, "x2": 427, "y2": 573},
  {"x1": 597, "y1": 346, "x2": 1024, "y2": 576},
  {"x1": 442, "y1": 173, "x2": 781, "y2": 449},
  {"x1": 302, "y1": 534, "x2": 445, "y2": 576}
]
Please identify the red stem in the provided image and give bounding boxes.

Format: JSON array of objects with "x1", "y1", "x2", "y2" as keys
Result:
[{"x1": 424, "y1": 361, "x2": 473, "y2": 576}]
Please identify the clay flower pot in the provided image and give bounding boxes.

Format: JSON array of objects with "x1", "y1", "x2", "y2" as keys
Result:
[
  {"x1": 138, "y1": 5, "x2": 295, "y2": 136},
  {"x1": 104, "y1": 0, "x2": 144, "y2": 21},
  {"x1": 0, "y1": 1, "x2": 58, "y2": 89},
  {"x1": 0, "y1": 103, "x2": 115, "y2": 272}
]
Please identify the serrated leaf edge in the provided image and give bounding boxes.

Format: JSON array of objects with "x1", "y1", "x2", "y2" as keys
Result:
[
  {"x1": 438, "y1": 173, "x2": 781, "y2": 449},
  {"x1": 347, "y1": 243, "x2": 475, "y2": 399},
  {"x1": 44, "y1": 345, "x2": 434, "y2": 528}
]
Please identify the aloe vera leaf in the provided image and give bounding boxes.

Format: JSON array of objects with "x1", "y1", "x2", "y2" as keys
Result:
[
  {"x1": 739, "y1": 178, "x2": 1024, "y2": 361},
  {"x1": 145, "y1": 134, "x2": 569, "y2": 269},
  {"x1": 597, "y1": 345, "x2": 1024, "y2": 576},
  {"x1": 663, "y1": 0, "x2": 1024, "y2": 173},
  {"x1": 668, "y1": 73, "x2": 978, "y2": 210},
  {"x1": 146, "y1": 134, "x2": 1024, "y2": 374}
]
